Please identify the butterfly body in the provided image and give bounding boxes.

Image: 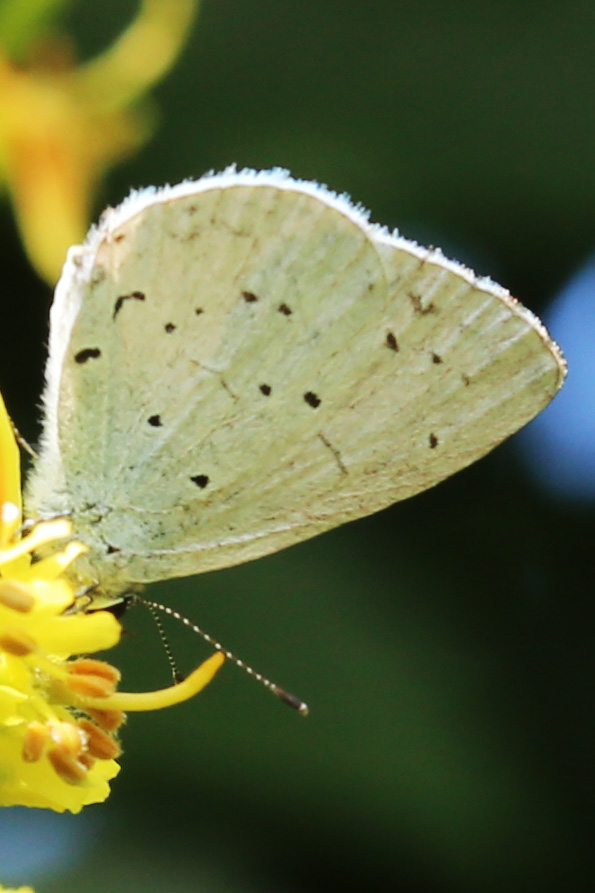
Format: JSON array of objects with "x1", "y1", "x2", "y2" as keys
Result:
[{"x1": 24, "y1": 168, "x2": 566, "y2": 602}]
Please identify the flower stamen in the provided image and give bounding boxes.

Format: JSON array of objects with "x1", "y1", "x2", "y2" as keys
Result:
[
  {"x1": 78, "y1": 719, "x2": 122, "y2": 760},
  {"x1": 86, "y1": 707, "x2": 126, "y2": 732},
  {"x1": 0, "y1": 580, "x2": 35, "y2": 612},
  {"x1": 76, "y1": 651, "x2": 225, "y2": 712},
  {"x1": 0, "y1": 627, "x2": 38, "y2": 655},
  {"x1": 69, "y1": 658, "x2": 121, "y2": 683},
  {"x1": 22, "y1": 721, "x2": 49, "y2": 762},
  {"x1": 47, "y1": 748, "x2": 90, "y2": 786},
  {"x1": 66, "y1": 671, "x2": 119, "y2": 700}
]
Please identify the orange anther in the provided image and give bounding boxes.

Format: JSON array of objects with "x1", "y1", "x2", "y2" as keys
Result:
[
  {"x1": 22, "y1": 721, "x2": 49, "y2": 762},
  {"x1": 69, "y1": 658, "x2": 121, "y2": 683},
  {"x1": 78, "y1": 719, "x2": 122, "y2": 760},
  {"x1": 0, "y1": 628, "x2": 38, "y2": 656},
  {"x1": 47, "y1": 747, "x2": 88, "y2": 785},
  {"x1": 87, "y1": 707, "x2": 126, "y2": 732},
  {"x1": 0, "y1": 581, "x2": 35, "y2": 613},
  {"x1": 67, "y1": 673, "x2": 117, "y2": 699}
]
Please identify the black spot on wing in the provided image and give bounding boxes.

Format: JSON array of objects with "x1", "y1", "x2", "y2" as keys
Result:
[
  {"x1": 431, "y1": 352, "x2": 443, "y2": 364},
  {"x1": 113, "y1": 290, "x2": 145, "y2": 319},
  {"x1": 190, "y1": 474, "x2": 209, "y2": 489},
  {"x1": 147, "y1": 415, "x2": 162, "y2": 427},
  {"x1": 259, "y1": 384, "x2": 272, "y2": 396},
  {"x1": 304, "y1": 391, "x2": 321, "y2": 408},
  {"x1": 195, "y1": 308, "x2": 204, "y2": 316},
  {"x1": 429, "y1": 433, "x2": 439, "y2": 448},
  {"x1": 386, "y1": 331, "x2": 399, "y2": 351},
  {"x1": 164, "y1": 322, "x2": 177, "y2": 333},
  {"x1": 242, "y1": 291, "x2": 259, "y2": 303},
  {"x1": 278, "y1": 303, "x2": 292, "y2": 316},
  {"x1": 74, "y1": 348, "x2": 101, "y2": 364}
]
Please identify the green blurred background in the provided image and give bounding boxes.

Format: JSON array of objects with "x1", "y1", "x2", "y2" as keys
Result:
[{"x1": 1, "y1": 1, "x2": 595, "y2": 890}]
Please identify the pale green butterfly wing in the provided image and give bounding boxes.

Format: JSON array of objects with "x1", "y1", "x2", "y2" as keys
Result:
[{"x1": 25, "y1": 169, "x2": 565, "y2": 599}]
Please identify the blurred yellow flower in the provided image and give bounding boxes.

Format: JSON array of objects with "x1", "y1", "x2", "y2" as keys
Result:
[
  {"x1": 0, "y1": 389, "x2": 223, "y2": 814},
  {"x1": 0, "y1": 885, "x2": 35, "y2": 893},
  {"x1": 0, "y1": 0, "x2": 199, "y2": 284}
]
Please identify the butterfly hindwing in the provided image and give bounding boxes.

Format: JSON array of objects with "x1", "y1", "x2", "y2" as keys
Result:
[{"x1": 25, "y1": 170, "x2": 565, "y2": 596}]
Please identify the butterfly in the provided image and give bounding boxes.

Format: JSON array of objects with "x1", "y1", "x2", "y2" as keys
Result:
[{"x1": 24, "y1": 167, "x2": 566, "y2": 605}]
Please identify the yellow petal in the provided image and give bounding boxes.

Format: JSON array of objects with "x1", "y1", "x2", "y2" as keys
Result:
[{"x1": 0, "y1": 390, "x2": 21, "y2": 539}]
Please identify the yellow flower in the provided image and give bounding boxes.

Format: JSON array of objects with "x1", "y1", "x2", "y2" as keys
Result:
[
  {"x1": 0, "y1": 391, "x2": 223, "y2": 813},
  {"x1": 0, "y1": 0, "x2": 200, "y2": 284},
  {"x1": 0, "y1": 517, "x2": 122, "y2": 812},
  {"x1": 0, "y1": 885, "x2": 35, "y2": 893}
]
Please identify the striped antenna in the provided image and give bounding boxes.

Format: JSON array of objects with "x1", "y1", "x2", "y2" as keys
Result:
[{"x1": 130, "y1": 594, "x2": 309, "y2": 716}]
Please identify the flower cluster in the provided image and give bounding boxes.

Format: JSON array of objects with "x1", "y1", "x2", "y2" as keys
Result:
[
  {"x1": 0, "y1": 392, "x2": 223, "y2": 814},
  {"x1": 0, "y1": 381, "x2": 123, "y2": 812},
  {"x1": 0, "y1": 511, "x2": 123, "y2": 812}
]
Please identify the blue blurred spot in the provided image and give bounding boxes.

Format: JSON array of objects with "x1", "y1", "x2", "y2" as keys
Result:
[
  {"x1": 0, "y1": 807, "x2": 101, "y2": 884},
  {"x1": 519, "y1": 255, "x2": 595, "y2": 502}
]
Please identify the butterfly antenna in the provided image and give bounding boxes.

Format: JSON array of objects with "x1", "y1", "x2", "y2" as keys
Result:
[
  {"x1": 130, "y1": 595, "x2": 309, "y2": 716},
  {"x1": 10, "y1": 419, "x2": 38, "y2": 459},
  {"x1": 144, "y1": 601, "x2": 183, "y2": 685}
]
